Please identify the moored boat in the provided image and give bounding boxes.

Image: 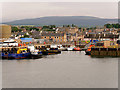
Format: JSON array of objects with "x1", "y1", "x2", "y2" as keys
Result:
[
  {"x1": 47, "y1": 48, "x2": 61, "y2": 55},
  {"x1": 67, "y1": 46, "x2": 75, "y2": 51},
  {"x1": 57, "y1": 45, "x2": 67, "y2": 51},
  {"x1": 1, "y1": 47, "x2": 31, "y2": 59},
  {"x1": 30, "y1": 50, "x2": 42, "y2": 59},
  {"x1": 28, "y1": 45, "x2": 42, "y2": 59},
  {"x1": 40, "y1": 45, "x2": 61, "y2": 55},
  {"x1": 73, "y1": 47, "x2": 81, "y2": 51},
  {"x1": 85, "y1": 44, "x2": 95, "y2": 55},
  {"x1": 41, "y1": 46, "x2": 61, "y2": 55},
  {"x1": 85, "y1": 49, "x2": 91, "y2": 55}
]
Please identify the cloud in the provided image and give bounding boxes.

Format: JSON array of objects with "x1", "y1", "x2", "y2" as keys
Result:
[{"x1": 2, "y1": 2, "x2": 118, "y2": 22}]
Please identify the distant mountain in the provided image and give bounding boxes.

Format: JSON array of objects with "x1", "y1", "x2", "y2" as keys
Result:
[{"x1": 3, "y1": 16, "x2": 118, "y2": 27}]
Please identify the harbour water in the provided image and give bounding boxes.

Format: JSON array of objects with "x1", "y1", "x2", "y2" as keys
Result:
[{"x1": 2, "y1": 51, "x2": 118, "y2": 88}]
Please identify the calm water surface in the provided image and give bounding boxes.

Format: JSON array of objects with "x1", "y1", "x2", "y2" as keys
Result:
[{"x1": 2, "y1": 51, "x2": 118, "y2": 88}]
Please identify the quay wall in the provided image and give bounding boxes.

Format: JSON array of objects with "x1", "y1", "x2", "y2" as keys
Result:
[{"x1": 91, "y1": 48, "x2": 120, "y2": 57}]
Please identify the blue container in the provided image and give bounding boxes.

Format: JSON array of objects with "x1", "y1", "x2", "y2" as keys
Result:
[{"x1": 90, "y1": 40, "x2": 99, "y2": 43}]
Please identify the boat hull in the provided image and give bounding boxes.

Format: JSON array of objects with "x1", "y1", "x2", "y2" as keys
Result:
[
  {"x1": 85, "y1": 51, "x2": 91, "y2": 55},
  {"x1": 41, "y1": 50, "x2": 61, "y2": 55},
  {"x1": 1, "y1": 53, "x2": 31, "y2": 59},
  {"x1": 67, "y1": 48, "x2": 73, "y2": 51},
  {"x1": 30, "y1": 51, "x2": 42, "y2": 59},
  {"x1": 73, "y1": 48, "x2": 81, "y2": 51},
  {"x1": 30, "y1": 54, "x2": 42, "y2": 59}
]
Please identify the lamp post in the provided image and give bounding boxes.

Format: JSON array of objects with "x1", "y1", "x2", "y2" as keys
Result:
[{"x1": 99, "y1": 33, "x2": 100, "y2": 41}]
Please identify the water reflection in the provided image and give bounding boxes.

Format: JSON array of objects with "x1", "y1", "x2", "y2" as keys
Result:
[{"x1": 2, "y1": 51, "x2": 118, "y2": 88}]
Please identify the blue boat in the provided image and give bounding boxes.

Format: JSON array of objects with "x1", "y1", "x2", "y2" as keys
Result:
[{"x1": 1, "y1": 47, "x2": 31, "y2": 59}]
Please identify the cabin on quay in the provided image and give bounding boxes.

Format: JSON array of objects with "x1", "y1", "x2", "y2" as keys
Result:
[{"x1": 90, "y1": 41, "x2": 120, "y2": 57}]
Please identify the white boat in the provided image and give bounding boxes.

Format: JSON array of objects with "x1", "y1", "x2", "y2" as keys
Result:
[
  {"x1": 57, "y1": 45, "x2": 67, "y2": 51},
  {"x1": 2, "y1": 39, "x2": 18, "y2": 47},
  {"x1": 67, "y1": 46, "x2": 75, "y2": 51},
  {"x1": 28, "y1": 45, "x2": 42, "y2": 59},
  {"x1": 46, "y1": 44, "x2": 58, "y2": 50},
  {"x1": 50, "y1": 45, "x2": 58, "y2": 48}
]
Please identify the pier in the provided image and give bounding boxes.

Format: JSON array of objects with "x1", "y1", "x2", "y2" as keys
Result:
[{"x1": 91, "y1": 46, "x2": 120, "y2": 57}]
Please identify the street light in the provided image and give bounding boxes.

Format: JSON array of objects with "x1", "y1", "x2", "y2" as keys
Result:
[{"x1": 98, "y1": 33, "x2": 100, "y2": 41}]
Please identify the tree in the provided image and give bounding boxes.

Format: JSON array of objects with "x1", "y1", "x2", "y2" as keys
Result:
[
  {"x1": 42, "y1": 25, "x2": 49, "y2": 29},
  {"x1": 115, "y1": 23, "x2": 120, "y2": 28},
  {"x1": 94, "y1": 27, "x2": 97, "y2": 29},
  {"x1": 30, "y1": 27, "x2": 39, "y2": 31},
  {"x1": 86, "y1": 28, "x2": 90, "y2": 30},
  {"x1": 83, "y1": 28, "x2": 85, "y2": 31},
  {"x1": 29, "y1": 32, "x2": 33, "y2": 35},
  {"x1": 18, "y1": 29, "x2": 22, "y2": 32},
  {"x1": 104, "y1": 23, "x2": 116, "y2": 28},
  {"x1": 24, "y1": 34, "x2": 29, "y2": 38},
  {"x1": 21, "y1": 26, "x2": 31, "y2": 30},
  {"x1": 67, "y1": 25, "x2": 70, "y2": 27},
  {"x1": 11, "y1": 26, "x2": 19, "y2": 32},
  {"x1": 49, "y1": 25, "x2": 56, "y2": 29},
  {"x1": 72, "y1": 24, "x2": 74, "y2": 27},
  {"x1": 72, "y1": 24, "x2": 77, "y2": 27}
]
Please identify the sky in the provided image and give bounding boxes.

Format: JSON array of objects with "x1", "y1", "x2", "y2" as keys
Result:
[{"x1": 1, "y1": 2, "x2": 118, "y2": 22}]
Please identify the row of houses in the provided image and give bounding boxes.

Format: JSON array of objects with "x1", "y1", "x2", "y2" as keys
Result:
[{"x1": 11, "y1": 26, "x2": 120, "y2": 44}]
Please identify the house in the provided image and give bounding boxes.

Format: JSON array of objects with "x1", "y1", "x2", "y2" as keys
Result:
[
  {"x1": 84, "y1": 32, "x2": 119, "y2": 39},
  {"x1": 17, "y1": 32, "x2": 29, "y2": 38},
  {"x1": 56, "y1": 27, "x2": 79, "y2": 34},
  {"x1": 17, "y1": 32, "x2": 26, "y2": 37},
  {"x1": 76, "y1": 32, "x2": 84, "y2": 41},
  {"x1": 41, "y1": 32, "x2": 66, "y2": 43},
  {"x1": 31, "y1": 31, "x2": 41, "y2": 39}
]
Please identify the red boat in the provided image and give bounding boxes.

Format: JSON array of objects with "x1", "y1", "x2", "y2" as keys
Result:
[
  {"x1": 85, "y1": 44, "x2": 95, "y2": 55},
  {"x1": 73, "y1": 47, "x2": 81, "y2": 51}
]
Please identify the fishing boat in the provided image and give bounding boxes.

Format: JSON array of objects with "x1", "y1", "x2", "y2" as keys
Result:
[
  {"x1": 85, "y1": 44, "x2": 95, "y2": 55},
  {"x1": 1, "y1": 47, "x2": 31, "y2": 59},
  {"x1": 28, "y1": 45, "x2": 42, "y2": 59},
  {"x1": 73, "y1": 47, "x2": 81, "y2": 51},
  {"x1": 41, "y1": 50, "x2": 48, "y2": 55},
  {"x1": 47, "y1": 48, "x2": 61, "y2": 55},
  {"x1": 41, "y1": 45, "x2": 61, "y2": 55},
  {"x1": 47, "y1": 45, "x2": 61, "y2": 54},
  {"x1": 40, "y1": 46, "x2": 48, "y2": 55},
  {"x1": 41, "y1": 48, "x2": 61, "y2": 55},
  {"x1": 30, "y1": 50, "x2": 42, "y2": 59}
]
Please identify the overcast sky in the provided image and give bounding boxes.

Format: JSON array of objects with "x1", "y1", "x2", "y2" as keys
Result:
[{"x1": 1, "y1": 2, "x2": 118, "y2": 22}]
